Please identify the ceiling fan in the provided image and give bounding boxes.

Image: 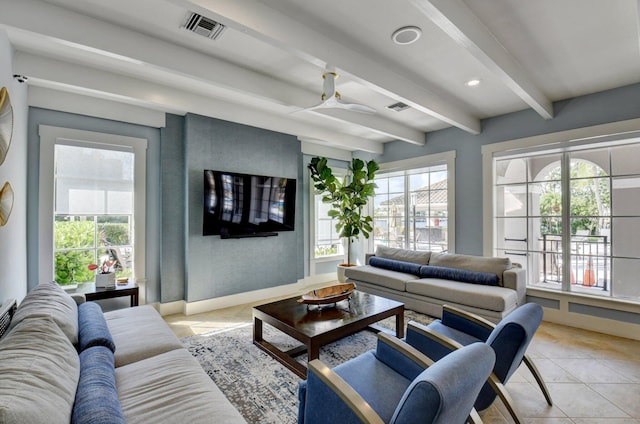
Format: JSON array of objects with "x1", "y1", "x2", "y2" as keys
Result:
[{"x1": 297, "y1": 67, "x2": 376, "y2": 114}]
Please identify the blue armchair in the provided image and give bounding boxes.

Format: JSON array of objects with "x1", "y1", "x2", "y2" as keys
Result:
[
  {"x1": 298, "y1": 332, "x2": 495, "y2": 424},
  {"x1": 405, "y1": 303, "x2": 552, "y2": 424}
]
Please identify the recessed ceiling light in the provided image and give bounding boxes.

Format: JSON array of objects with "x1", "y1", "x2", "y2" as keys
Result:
[
  {"x1": 465, "y1": 79, "x2": 481, "y2": 87},
  {"x1": 391, "y1": 26, "x2": 422, "y2": 45}
]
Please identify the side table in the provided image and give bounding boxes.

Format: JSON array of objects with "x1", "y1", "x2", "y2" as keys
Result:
[{"x1": 72, "y1": 282, "x2": 139, "y2": 307}]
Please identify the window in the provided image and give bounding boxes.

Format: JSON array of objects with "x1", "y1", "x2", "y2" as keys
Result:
[
  {"x1": 53, "y1": 145, "x2": 134, "y2": 284},
  {"x1": 312, "y1": 170, "x2": 345, "y2": 259},
  {"x1": 371, "y1": 152, "x2": 455, "y2": 253},
  {"x1": 39, "y1": 126, "x2": 147, "y2": 288},
  {"x1": 492, "y1": 141, "x2": 640, "y2": 302}
]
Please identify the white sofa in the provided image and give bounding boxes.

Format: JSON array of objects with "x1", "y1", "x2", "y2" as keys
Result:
[
  {"x1": 0, "y1": 281, "x2": 246, "y2": 423},
  {"x1": 345, "y1": 246, "x2": 526, "y2": 322}
]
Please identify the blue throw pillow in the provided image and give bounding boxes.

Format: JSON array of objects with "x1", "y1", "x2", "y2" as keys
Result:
[
  {"x1": 78, "y1": 302, "x2": 116, "y2": 353},
  {"x1": 419, "y1": 265, "x2": 499, "y2": 286},
  {"x1": 72, "y1": 346, "x2": 126, "y2": 424},
  {"x1": 369, "y1": 256, "x2": 422, "y2": 275}
]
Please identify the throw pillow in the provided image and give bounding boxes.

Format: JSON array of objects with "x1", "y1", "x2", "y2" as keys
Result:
[
  {"x1": 0, "y1": 316, "x2": 80, "y2": 423},
  {"x1": 78, "y1": 302, "x2": 116, "y2": 353},
  {"x1": 369, "y1": 256, "x2": 422, "y2": 275},
  {"x1": 375, "y1": 245, "x2": 431, "y2": 265},
  {"x1": 419, "y1": 265, "x2": 499, "y2": 286},
  {"x1": 428, "y1": 253, "x2": 511, "y2": 286},
  {"x1": 72, "y1": 346, "x2": 126, "y2": 424},
  {"x1": 9, "y1": 281, "x2": 79, "y2": 344}
]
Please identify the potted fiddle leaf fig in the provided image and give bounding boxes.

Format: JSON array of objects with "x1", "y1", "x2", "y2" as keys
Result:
[{"x1": 308, "y1": 156, "x2": 379, "y2": 281}]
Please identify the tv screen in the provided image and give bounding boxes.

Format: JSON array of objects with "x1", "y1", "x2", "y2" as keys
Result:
[{"x1": 203, "y1": 170, "x2": 296, "y2": 237}]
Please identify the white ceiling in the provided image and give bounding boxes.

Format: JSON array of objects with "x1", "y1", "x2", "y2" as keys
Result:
[{"x1": 1, "y1": 0, "x2": 639, "y2": 153}]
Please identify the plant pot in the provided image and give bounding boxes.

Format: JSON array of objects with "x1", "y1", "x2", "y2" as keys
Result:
[
  {"x1": 95, "y1": 272, "x2": 116, "y2": 288},
  {"x1": 61, "y1": 283, "x2": 78, "y2": 291},
  {"x1": 337, "y1": 263, "x2": 356, "y2": 283}
]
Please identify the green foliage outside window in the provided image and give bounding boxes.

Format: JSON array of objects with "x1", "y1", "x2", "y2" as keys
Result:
[
  {"x1": 54, "y1": 218, "x2": 131, "y2": 285},
  {"x1": 539, "y1": 163, "x2": 610, "y2": 235},
  {"x1": 314, "y1": 245, "x2": 339, "y2": 257},
  {"x1": 55, "y1": 220, "x2": 95, "y2": 249},
  {"x1": 99, "y1": 223, "x2": 130, "y2": 245},
  {"x1": 55, "y1": 250, "x2": 95, "y2": 285}
]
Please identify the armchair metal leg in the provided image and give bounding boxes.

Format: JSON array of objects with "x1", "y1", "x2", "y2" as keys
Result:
[
  {"x1": 487, "y1": 374, "x2": 524, "y2": 424},
  {"x1": 467, "y1": 408, "x2": 483, "y2": 424},
  {"x1": 523, "y1": 354, "x2": 553, "y2": 406}
]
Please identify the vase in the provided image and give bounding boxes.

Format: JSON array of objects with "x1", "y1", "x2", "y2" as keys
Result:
[{"x1": 337, "y1": 263, "x2": 356, "y2": 283}]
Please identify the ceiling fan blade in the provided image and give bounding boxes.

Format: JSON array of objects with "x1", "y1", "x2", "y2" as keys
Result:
[
  {"x1": 289, "y1": 102, "x2": 326, "y2": 114},
  {"x1": 290, "y1": 96, "x2": 341, "y2": 113},
  {"x1": 292, "y1": 98, "x2": 376, "y2": 115},
  {"x1": 337, "y1": 101, "x2": 376, "y2": 114}
]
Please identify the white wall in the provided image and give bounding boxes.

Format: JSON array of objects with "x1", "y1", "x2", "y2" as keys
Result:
[{"x1": 0, "y1": 30, "x2": 28, "y2": 302}]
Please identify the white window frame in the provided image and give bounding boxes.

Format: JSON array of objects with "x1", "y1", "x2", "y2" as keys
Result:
[
  {"x1": 482, "y1": 118, "x2": 640, "y2": 255},
  {"x1": 38, "y1": 126, "x2": 147, "y2": 299},
  {"x1": 369, "y1": 151, "x2": 456, "y2": 253},
  {"x1": 482, "y1": 119, "x2": 640, "y2": 312}
]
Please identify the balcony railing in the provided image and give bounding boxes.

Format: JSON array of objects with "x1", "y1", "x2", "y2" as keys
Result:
[{"x1": 541, "y1": 234, "x2": 609, "y2": 289}]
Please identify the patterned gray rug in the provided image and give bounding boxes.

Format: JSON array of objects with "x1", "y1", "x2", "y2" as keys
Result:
[{"x1": 181, "y1": 310, "x2": 433, "y2": 424}]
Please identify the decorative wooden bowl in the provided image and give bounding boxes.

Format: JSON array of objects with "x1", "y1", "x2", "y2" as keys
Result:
[{"x1": 297, "y1": 283, "x2": 356, "y2": 305}]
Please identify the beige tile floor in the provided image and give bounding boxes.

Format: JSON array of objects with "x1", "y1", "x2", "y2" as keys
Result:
[{"x1": 165, "y1": 294, "x2": 640, "y2": 424}]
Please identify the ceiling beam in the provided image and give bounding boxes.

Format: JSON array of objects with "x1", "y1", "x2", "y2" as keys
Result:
[
  {"x1": 409, "y1": 0, "x2": 553, "y2": 120},
  {"x1": 312, "y1": 109, "x2": 424, "y2": 146},
  {"x1": 28, "y1": 86, "x2": 168, "y2": 128},
  {"x1": 15, "y1": 53, "x2": 383, "y2": 153},
  {"x1": 177, "y1": 0, "x2": 481, "y2": 134},
  {"x1": 0, "y1": 0, "x2": 419, "y2": 144}
]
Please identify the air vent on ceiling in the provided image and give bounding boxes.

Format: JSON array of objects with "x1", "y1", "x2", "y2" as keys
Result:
[
  {"x1": 386, "y1": 101, "x2": 410, "y2": 112},
  {"x1": 183, "y1": 12, "x2": 226, "y2": 40}
]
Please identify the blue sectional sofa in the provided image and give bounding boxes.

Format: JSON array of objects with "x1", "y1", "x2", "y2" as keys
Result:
[
  {"x1": 345, "y1": 246, "x2": 526, "y2": 322},
  {"x1": 0, "y1": 281, "x2": 246, "y2": 423}
]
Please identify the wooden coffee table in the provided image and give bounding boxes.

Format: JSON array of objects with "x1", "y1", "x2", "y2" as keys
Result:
[{"x1": 253, "y1": 290, "x2": 404, "y2": 379}]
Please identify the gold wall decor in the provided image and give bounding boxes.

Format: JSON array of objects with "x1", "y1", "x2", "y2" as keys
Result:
[
  {"x1": 0, "y1": 181, "x2": 13, "y2": 226},
  {"x1": 0, "y1": 86, "x2": 13, "y2": 166}
]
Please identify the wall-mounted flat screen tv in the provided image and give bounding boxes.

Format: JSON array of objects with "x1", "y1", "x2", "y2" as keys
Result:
[{"x1": 203, "y1": 169, "x2": 296, "y2": 238}]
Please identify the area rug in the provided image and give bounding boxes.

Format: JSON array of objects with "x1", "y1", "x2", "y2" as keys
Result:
[{"x1": 181, "y1": 310, "x2": 433, "y2": 424}]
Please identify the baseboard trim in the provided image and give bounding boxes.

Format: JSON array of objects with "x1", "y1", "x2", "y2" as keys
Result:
[
  {"x1": 528, "y1": 288, "x2": 640, "y2": 341},
  {"x1": 542, "y1": 308, "x2": 640, "y2": 341},
  {"x1": 156, "y1": 300, "x2": 185, "y2": 316},
  {"x1": 155, "y1": 274, "x2": 338, "y2": 317}
]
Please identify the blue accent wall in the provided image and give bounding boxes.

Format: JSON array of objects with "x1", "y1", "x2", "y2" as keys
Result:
[
  {"x1": 183, "y1": 113, "x2": 303, "y2": 302},
  {"x1": 160, "y1": 114, "x2": 186, "y2": 303},
  {"x1": 26, "y1": 108, "x2": 162, "y2": 302},
  {"x1": 373, "y1": 83, "x2": 640, "y2": 255}
]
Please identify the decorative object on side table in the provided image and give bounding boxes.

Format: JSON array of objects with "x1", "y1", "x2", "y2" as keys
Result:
[
  {"x1": 297, "y1": 283, "x2": 355, "y2": 306},
  {"x1": 308, "y1": 156, "x2": 379, "y2": 282},
  {"x1": 89, "y1": 260, "x2": 117, "y2": 288}
]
